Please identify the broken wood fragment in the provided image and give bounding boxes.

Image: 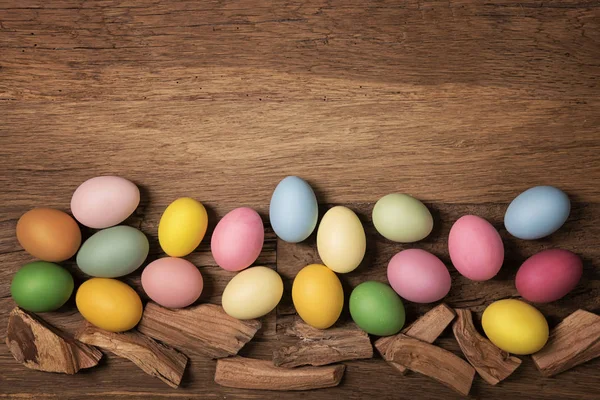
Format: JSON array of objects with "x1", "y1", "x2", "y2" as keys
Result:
[
  {"x1": 76, "y1": 323, "x2": 187, "y2": 388},
  {"x1": 273, "y1": 319, "x2": 373, "y2": 368},
  {"x1": 137, "y1": 302, "x2": 261, "y2": 359},
  {"x1": 215, "y1": 356, "x2": 345, "y2": 390},
  {"x1": 532, "y1": 309, "x2": 600, "y2": 377},
  {"x1": 5, "y1": 307, "x2": 102, "y2": 374},
  {"x1": 388, "y1": 334, "x2": 475, "y2": 396},
  {"x1": 452, "y1": 308, "x2": 521, "y2": 385},
  {"x1": 375, "y1": 303, "x2": 455, "y2": 374}
]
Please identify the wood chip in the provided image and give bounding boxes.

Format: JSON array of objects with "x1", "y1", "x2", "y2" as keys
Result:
[
  {"x1": 532, "y1": 309, "x2": 600, "y2": 377},
  {"x1": 5, "y1": 307, "x2": 102, "y2": 374},
  {"x1": 215, "y1": 356, "x2": 345, "y2": 391},
  {"x1": 452, "y1": 308, "x2": 521, "y2": 385},
  {"x1": 76, "y1": 323, "x2": 188, "y2": 388},
  {"x1": 375, "y1": 303, "x2": 455, "y2": 374},
  {"x1": 137, "y1": 302, "x2": 261, "y2": 359},
  {"x1": 388, "y1": 334, "x2": 475, "y2": 396},
  {"x1": 273, "y1": 319, "x2": 372, "y2": 368}
]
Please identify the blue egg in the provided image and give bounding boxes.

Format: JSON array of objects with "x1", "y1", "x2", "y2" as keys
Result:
[
  {"x1": 269, "y1": 176, "x2": 318, "y2": 243},
  {"x1": 504, "y1": 186, "x2": 570, "y2": 240}
]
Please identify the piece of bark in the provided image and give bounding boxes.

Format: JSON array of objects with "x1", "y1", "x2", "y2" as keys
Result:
[
  {"x1": 215, "y1": 356, "x2": 345, "y2": 391},
  {"x1": 76, "y1": 323, "x2": 187, "y2": 388},
  {"x1": 452, "y1": 308, "x2": 521, "y2": 385},
  {"x1": 137, "y1": 302, "x2": 261, "y2": 359},
  {"x1": 273, "y1": 319, "x2": 373, "y2": 368},
  {"x1": 5, "y1": 307, "x2": 102, "y2": 374},
  {"x1": 532, "y1": 309, "x2": 600, "y2": 377},
  {"x1": 388, "y1": 334, "x2": 475, "y2": 396},
  {"x1": 375, "y1": 303, "x2": 455, "y2": 374}
]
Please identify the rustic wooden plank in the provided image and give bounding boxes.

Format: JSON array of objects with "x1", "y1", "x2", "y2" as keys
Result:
[{"x1": 1, "y1": 0, "x2": 599, "y2": 398}]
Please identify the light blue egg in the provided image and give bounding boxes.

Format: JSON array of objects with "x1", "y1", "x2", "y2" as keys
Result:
[
  {"x1": 504, "y1": 186, "x2": 570, "y2": 240},
  {"x1": 269, "y1": 176, "x2": 318, "y2": 243}
]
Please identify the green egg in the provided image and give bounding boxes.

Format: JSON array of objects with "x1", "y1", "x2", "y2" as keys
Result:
[
  {"x1": 76, "y1": 225, "x2": 149, "y2": 278},
  {"x1": 350, "y1": 281, "x2": 405, "y2": 336},
  {"x1": 11, "y1": 261, "x2": 74, "y2": 312},
  {"x1": 372, "y1": 193, "x2": 433, "y2": 243}
]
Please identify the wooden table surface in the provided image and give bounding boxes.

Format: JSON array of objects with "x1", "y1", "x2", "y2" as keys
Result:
[{"x1": 1, "y1": 0, "x2": 599, "y2": 399}]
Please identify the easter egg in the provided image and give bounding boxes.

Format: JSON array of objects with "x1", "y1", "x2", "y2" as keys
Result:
[
  {"x1": 16, "y1": 208, "x2": 81, "y2": 262},
  {"x1": 159, "y1": 197, "x2": 208, "y2": 257},
  {"x1": 387, "y1": 249, "x2": 451, "y2": 303},
  {"x1": 482, "y1": 299, "x2": 548, "y2": 355},
  {"x1": 269, "y1": 176, "x2": 318, "y2": 243},
  {"x1": 141, "y1": 257, "x2": 203, "y2": 308},
  {"x1": 222, "y1": 266, "x2": 283, "y2": 319},
  {"x1": 317, "y1": 206, "x2": 366, "y2": 273},
  {"x1": 71, "y1": 176, "x2": 140, "y2": 229},
  {"x1": 11, "y1": 261, "x2": 74, "y2": 312},
  {"x1": 349, "y1": 281, "x2": 405, "y2": 336},
  {"x1": 211, "y1": 207, "x2": 264, "y2": 272},
  {"x1": 292, "y1": 264, "x2": 344, "y2": 329},
  {"x1": 76, "y1": 226, "x2": 149, "y2": 278},
  {"x1": 448, "y1": 215, "x2": 504, "y2": 281},
  {"x1": 76, "y1": 278, "x2": 142, "y2": 332},
  {"x1": 372, "y1": 194, "x2": 433, "y2": 243},
  {"x1": 505, "y1": 186, "x2": 570, "y2": 240},
  {"x1": 516, "y1": 249, "x2": 582, "y2": 303}
]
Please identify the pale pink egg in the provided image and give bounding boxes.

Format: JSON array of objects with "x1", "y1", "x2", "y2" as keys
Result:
[
  {"x1": 448, "y1": 215, "x2": 504, "y2": 281},
  {"x1": 516, "y1": 249, "x2": 582, "y2": 303},
  {"x1": 141, "y1": 257, "x2": 203, "y2": 308},
  {"x1": 211, "y1": 207, "x2": 264, "y2": 272},
  {"x1": 71, "y1": 176, "x2": 140, "y2": 228},
  {"x1": 387, "y1": 249, "x2": 451, "y2": 303}
]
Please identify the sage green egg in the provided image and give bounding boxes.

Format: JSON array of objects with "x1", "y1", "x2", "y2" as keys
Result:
[
  {"x1": 372, "y1": 193, "x2": 433, "y2": 243},
  {"x1": 11, "y1": 261, "x2": 74, "y2": 312},
  {"x1": 76, "y1": 225, "x2": 149, "y2": 278}
]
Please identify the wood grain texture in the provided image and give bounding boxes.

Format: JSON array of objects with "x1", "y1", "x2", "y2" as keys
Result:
[
  {"x1": 452, "y1": 308, "x2": 522, "y2": 385},
  {"x1": 1, "y1": 0, "x2": 599, "y2": 398},
  {"x1": 76, "y1": 323, "x2": 188, "y2": 388},
  {"x1": 532, "y1": 309, "x2": 600, "y2": 377}
]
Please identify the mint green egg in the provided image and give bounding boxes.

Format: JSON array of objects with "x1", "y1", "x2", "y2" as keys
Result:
[
  {"x1": 372, "y1": 193, "x2": 433, "y2": 243},
  {"x1": 76, "y1": 225, "x2": 149, "y2": 278},
  {"x1": 11, "y1": 261, "x2": 74, "y2": 312}
]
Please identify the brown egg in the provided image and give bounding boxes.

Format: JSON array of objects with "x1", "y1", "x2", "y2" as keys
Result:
[{"x1": 16, "y1": 208, "x2": 82, "y2": 262}]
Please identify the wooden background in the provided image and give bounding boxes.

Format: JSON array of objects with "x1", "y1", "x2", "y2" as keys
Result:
[{"x1": 1, "y1": 0, "x2": 599, "y2": 399}]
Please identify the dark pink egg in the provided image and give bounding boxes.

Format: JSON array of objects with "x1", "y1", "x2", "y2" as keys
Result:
[{"x1": 516, "y1": 249, "x2": 582, "y2": 303}]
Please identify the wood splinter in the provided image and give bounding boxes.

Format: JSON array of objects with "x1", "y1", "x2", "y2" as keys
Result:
[
  {"x1": 5, "y1": 307, "x2": 102, "y2": 374},
  {"x1": 388, "y1": 334, "x2": 475, "y2": 396},
  {"x1": 452, "y1": 308, "x2": 521, "y2": 385},
  {"x1": 76, "y1": 323, "x2": 188, "y2": 388},
  {"x1": 273, "y1": 319, "x2": 373, "y2": 368},
  {"x1": 137, "y1": 302, "x2": 261, "y2": 359},
  {"x1": 375, "y1": 303, "x2": 455, "y2": 374},
  {"x1": 215, "y1": 356, "x2": 345, "y2": 391},
  {"x1": 532, "y1": 309, "x2": 600, "y2": 377}
]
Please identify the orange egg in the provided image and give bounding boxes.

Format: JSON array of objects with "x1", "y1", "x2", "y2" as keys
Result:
[{"x1": 17, "y1": 208, "x2": 81, "y2": 262}]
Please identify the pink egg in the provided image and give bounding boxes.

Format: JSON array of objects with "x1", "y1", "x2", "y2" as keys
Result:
[
  {"x1": 448, "y1": 215, "x2": 504, "y2": 281},
  {"x1": 516, "y1": 249, "x2": 582, "y2": 303},
  {"x1": 387, "y1": 249, "x2": 451, "y2": 303},
  {"x1": 211, "y1": 207, "x2": 264, "y2": 272},
  {"x1": 71, "y1": 176, "x2": 140, "y2": 228},
  {"x1": 141, "y1": 257, "x2": 203, "y2": 308}
]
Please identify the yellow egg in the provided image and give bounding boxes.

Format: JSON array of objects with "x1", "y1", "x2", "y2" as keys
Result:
[
  {"x1": 292, "y1": 264, "x2": 344, "y2": 329},
  {"x1": 482, "y1": 299, "x2": 549, "y2": 355},
  {"x1": 76, "y1": 278, "x2": 143, "y2": 332},
  {"x1": 317, "y1": 206, "x2": 366, "y2": 273},
  {"x1": 222, "y1": 266, "x2": 283, "y2": 320},
  {"x1": 158, "y1": 197, "x2": 208, "y2": 257}
]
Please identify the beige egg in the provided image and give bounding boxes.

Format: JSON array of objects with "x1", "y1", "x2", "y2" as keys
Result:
[
  {"x1": 222, "y1": 267, "x2": 283, "y2": 320},
  {"x1": 317, "y1": 206, "x2": 366, "y2": 273}
]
